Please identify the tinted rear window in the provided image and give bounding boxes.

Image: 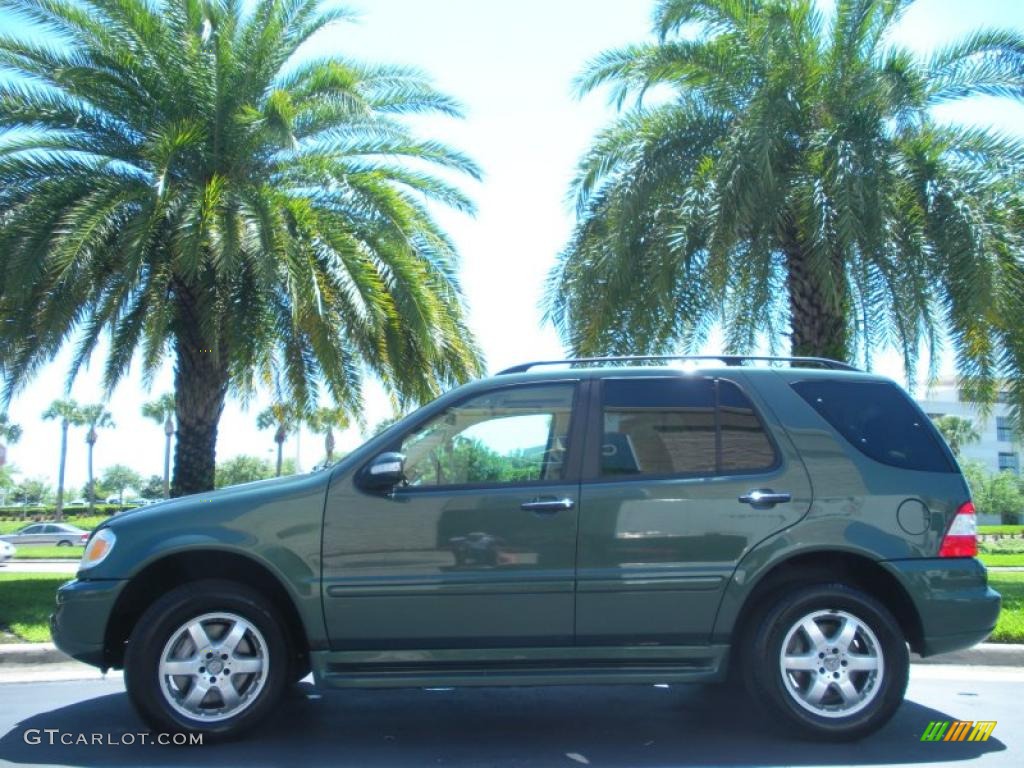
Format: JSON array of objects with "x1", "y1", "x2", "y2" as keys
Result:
[
  {"x1": 791, "y1": 379, "x2": 954, "y2": 472},
  {"x1": 601, "y1": 377, "x2": 777, "y2": 477},
  {"x1": 602, "y1": 378, "x2": 716, "y2": 476}
]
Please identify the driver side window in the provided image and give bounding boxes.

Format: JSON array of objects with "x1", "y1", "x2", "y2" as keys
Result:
[{"x1": 400, "y1": 384, "x2": 576, "y2": 488}]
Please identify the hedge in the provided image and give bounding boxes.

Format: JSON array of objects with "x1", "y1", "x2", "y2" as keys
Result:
[{"x1": 0, "y1": 504, "x2": 131, "y2": 521}]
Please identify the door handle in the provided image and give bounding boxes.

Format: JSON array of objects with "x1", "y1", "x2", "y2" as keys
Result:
[
  {"x1": 738, "y1": 489, "x2": 791, "y2": 508},
  {"x1": 521, "y1": 498, "x2": 575, "y2": 514}
]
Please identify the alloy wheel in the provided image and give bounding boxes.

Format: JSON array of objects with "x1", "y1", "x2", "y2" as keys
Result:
[
  {"x1": 778, "y1": 609, "x2": 884, "y2": 718},
  {"x1": 158, "y1": 612, "x2": 269, "y2": 722}
]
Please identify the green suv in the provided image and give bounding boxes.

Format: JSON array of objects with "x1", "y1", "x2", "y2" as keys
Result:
[{"x1": 52, "y1": 356, "x2": 1000, "y2": 741}]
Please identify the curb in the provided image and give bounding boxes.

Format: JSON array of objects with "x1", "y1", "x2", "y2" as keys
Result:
[
  {"x1": 7, "y1": 559, "x2": 78, "y2": 564},
  {"x1": 912, "y1": 643, "x2": 1024, "y2": 667},
  {"x1": 0, "y1": 643, "x2": 71, "y2": 666},
  {"x1": 1, "y1": 641, "x2": 1021, "y2": 668}
]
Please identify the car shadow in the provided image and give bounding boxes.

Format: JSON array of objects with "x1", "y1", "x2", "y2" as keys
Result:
[{"x1": 0, "y1": 682, "x2": 1006, "y2": 767}]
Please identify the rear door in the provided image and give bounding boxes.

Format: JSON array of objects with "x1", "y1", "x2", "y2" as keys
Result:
[{"x1": 575, "y1": 373, "x2": 812, "y2": 645}]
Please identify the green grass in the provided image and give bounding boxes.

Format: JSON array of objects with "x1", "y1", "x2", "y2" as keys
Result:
[
  {"x1": 979, "y1": 525, "x2": 1024, "y2": 536},
  {"x1": 988, "y1": 572, "x2": 1024, "y2": 644},
  {"x1": 10, "y1": 545, "x2": 82, "y2": 559},
  {"x1": 982, "y1": 553, "x2": 1024, "y2": 567},
  {"x1": 0, "y1": 573, "x2": 69, "y2": 643},
  {"x1": 0, "y1": 515, "x2": 108, "y2": 535}
]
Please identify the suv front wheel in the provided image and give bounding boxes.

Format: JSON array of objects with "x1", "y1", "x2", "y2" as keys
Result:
[
  {"x1": 746, "y1": 583, "x2": 909, "y2": 741},
  {"x1": 124, "y1": 579, "x2": 289, "y2": 740}
]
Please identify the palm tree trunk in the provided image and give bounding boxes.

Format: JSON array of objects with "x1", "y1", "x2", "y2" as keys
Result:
[
  {"x1": 275, "y1": 437, "x2": 284, "y2": 477},
  {"x1": 162, "y1": 419, "x2": 172, "y2": 499},
  {"x1": 325, "y1": 429, "x2": 335, "y2": 463},
  {"x1": 86, "y1": 436, "x2": 95, "y2": 515},
  {"x1": 782, "y1": 229, "x2": 848, "y2": 361},
  {"x1": 55, "y1": 420, "x2": 68, "y2": 521},
  {"x1": 171, "y1": 312, "x2": 228, "y2": 496}
]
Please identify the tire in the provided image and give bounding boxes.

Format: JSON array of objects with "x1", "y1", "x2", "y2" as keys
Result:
[
  {"x1": 745, "y1": 583, "x2": 909, "y2": 741},
  {"x1": 57, "y1": 540, "x2": 72, "y2": 547},
  {"x1": 124, "y1": 579, "x2": 289, "y2": 740}
]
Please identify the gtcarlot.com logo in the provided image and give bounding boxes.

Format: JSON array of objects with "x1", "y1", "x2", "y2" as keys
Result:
[
  {"x1": 23, "y1": 729, "x2": 203, "y2": 746},
  {"x1": 921, "y1": 721, "x2": 997, "y2": 742}
]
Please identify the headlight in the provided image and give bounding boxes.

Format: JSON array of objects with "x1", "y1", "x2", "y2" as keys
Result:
[{"x1": 81, "y1": 528, "x2": 116, "y2": 569}]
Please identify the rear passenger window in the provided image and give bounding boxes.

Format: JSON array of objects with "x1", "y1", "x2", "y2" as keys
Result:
[
  {"x1": 791, "y1": 379, "x2": 954, "y2": 473},
  {"x1": 718, "y1": 381, "x2": 777, "y2": 472},
  {"x1": 600, "y1": 378, "x2": 777, "y2": 478}
]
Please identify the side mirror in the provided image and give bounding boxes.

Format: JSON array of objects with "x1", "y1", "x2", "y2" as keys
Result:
[{"x1": 361, "y1": 452, "x2": 406, "y2": 492}]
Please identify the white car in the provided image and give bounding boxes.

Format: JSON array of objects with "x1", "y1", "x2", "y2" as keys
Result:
[{"x1": 0, "y1": 540, "x2": 15, "y2": 564}]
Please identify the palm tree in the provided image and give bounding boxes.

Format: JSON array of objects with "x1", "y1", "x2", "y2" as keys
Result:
[
  {"x1": 545, "y1": 0, "x2": 1024, "y2": 385},
  {"x1": 306, "y1": 405, "x2": 350, "y2": 465},
  {"x1": 932, "y1": 415, "x2": 981, "y2": 458},
  {"x1": 142, "y1": 394, "x2": 176, "y2": 499},
  {"x1": 257, "y1": 402, "x2": 299, "y2": 477},
  {"x1": 0, "y1": 0, "x2": 483, "y2": 497},
  {"x1": 79, "y1": 403, "x2": 115, "y2": 513},
  {"x1": 42, "y1": 399, "x2": 81, "y2": 520},
  {"x1": 0, "y1": 413, "x2": 21, "y2": 467}
]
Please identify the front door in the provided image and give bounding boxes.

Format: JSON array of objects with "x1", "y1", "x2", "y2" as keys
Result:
[
  {"x1": 322, "y1": 381, "x2": 582, "y2": 649},
  {"x1": 575, "y1": 373, "x2": 812, "y2": 645}
]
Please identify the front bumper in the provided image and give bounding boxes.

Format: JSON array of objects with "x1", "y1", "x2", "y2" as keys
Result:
[
  {"x1": 50, "y1": 578, "x2": 127, "y2": 668},
  {"x1": 882, "y1": 557, "x2": 1001, "y2": 656}
]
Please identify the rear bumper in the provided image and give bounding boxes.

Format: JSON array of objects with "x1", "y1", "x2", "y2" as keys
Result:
[
  {"x1": 882, "y1": 557, "x2": 1001, "y2": 656},
  {"x1": 50, "y1": 578, "x2": 127, "y2": 668}
]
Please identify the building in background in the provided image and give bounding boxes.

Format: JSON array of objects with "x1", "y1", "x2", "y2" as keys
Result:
[{"x1": 917, "y1": 379, "x2": 1019, "y2": 474}]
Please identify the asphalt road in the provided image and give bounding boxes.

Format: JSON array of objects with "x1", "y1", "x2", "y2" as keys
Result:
[{"x1": 0, "y1": 665, "x2": 1020, "y2": 768}]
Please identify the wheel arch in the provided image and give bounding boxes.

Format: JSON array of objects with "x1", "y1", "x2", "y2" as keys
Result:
[
  {"x1": 717, "y1": 548, "x2": 924, "y2": 658},
  {"x1": 103, "y1": 549, "x2": 310, "y2": 671}
]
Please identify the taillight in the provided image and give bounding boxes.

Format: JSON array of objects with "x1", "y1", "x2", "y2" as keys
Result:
[{"x1": 938, "y1": 501, "x2": 978, "y2": 558}]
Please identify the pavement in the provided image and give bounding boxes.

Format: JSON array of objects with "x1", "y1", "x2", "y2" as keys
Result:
[
  {"x1": 0, "y1": 665, "x2": 1020, "y2": 767},
  {"x1": 0, "y1": 561, "x2": 78, "y2": 574}
]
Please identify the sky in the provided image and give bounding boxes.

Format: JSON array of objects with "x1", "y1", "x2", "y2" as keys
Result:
[{"x1": 3, "y1": 0, "x2": 1024, "y2": 495}]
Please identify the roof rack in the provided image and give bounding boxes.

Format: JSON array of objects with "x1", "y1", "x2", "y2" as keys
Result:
[{"x1": 496, "y1": 355, "x2": 859, "y2": 375}]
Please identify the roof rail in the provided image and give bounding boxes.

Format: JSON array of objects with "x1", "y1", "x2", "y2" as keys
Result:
[{"x1": 496, "y1": 355, "x2": 859, "y2": 375}]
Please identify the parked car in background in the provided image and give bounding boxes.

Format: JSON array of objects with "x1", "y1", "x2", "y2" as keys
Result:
[
  {"x1": 52, "y1": 355, "x2": 1000, "y2": 742},
  {"x1": 1, "y1": 523, "x2": 89, "y2": 547},
  {"x1": 0, "y1": 540, "x2": 15, "y2": 563}
]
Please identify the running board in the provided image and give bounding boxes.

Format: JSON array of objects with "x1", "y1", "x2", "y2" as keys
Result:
[{"x1": 311, "y1": 645, "x2": 730, "y2": 689}]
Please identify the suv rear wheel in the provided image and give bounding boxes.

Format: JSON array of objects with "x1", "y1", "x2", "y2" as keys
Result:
[
  {"x1": 124, "y1": 579, "x2": 289, "y2": 740},
  {"x1": 745, "y1": 583, "x2": 909, "y2": 740}
]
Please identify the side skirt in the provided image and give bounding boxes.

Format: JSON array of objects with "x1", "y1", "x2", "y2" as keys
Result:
[{"x1": 311, "y1": 644, "x2": 731, "y2": 689}]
